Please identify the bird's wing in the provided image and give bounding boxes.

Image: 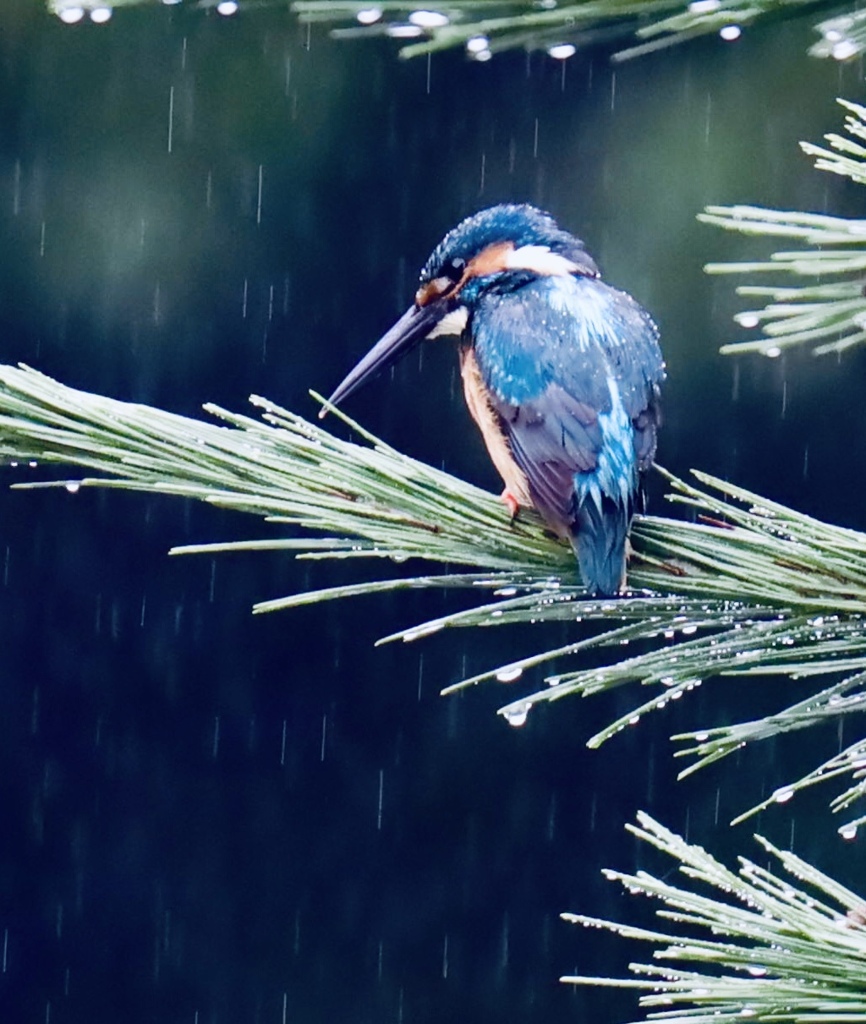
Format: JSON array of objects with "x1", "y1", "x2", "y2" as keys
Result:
[{"x1": 472, "y1": 275, "x2": 663, "y2": 530}]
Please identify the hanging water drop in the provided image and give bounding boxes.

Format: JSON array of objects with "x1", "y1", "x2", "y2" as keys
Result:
[
  {"x1": 547, "y1": 43, "x2": 576, "y2": 60},
  {"x1": 832, "y1": 39, "x2": 859, "y2": 60},
  {"x1": 356, "y1": 7, "x2": 383, "y2": 24},
  {"x1": 55, "y1": 3, "x2": 85, "y2": 23},
  {"x1": 502, "y1": 704, "x2": 529, "y2": 727},
  {"x1": 409, "y1": 10, "x2": 449, "y2": 28}
]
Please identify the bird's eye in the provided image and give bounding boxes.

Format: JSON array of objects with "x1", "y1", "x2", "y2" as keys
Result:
[{"x1": 444, "y1": 257, "x2": 465, "y2": 282}]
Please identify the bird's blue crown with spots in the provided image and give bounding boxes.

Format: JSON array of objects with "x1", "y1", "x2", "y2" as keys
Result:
[{"x1": 420, "y1": 203, "x2": 599, "y2": 284}]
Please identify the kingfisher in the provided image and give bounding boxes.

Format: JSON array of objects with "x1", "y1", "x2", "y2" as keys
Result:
[{"x1": 323, "y1": 204, "x2": 664, "y2": 596}]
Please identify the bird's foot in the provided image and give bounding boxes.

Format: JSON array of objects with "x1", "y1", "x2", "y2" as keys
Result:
[{"x1": 500, "y1": 489, "x2": 521, "y2": 522}]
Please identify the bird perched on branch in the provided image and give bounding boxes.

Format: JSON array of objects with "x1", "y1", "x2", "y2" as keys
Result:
[{"x1": 323, "y1": 204, "x2": 664, "y2": 595}]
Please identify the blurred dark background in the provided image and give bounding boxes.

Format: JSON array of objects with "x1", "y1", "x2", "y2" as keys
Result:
[{"x1": 0, "y1": 2, "x2": 864, "y2": 1022}]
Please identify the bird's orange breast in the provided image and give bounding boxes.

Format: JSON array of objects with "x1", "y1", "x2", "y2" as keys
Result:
[{"x1": 459, "y1": 346, "x2": 532, "y2": 510}]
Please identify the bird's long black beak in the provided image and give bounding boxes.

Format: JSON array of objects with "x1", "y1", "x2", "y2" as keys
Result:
[{"x1": 320, "y1": 301, "x2": 446, "y2": 418}]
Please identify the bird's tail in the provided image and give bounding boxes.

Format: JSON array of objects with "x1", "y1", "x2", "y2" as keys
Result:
[{"x1": 572, "y1": 493, "x2": 631, "y2": 596}]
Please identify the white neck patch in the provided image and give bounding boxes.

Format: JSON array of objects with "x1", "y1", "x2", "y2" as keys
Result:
[
  {"x1": 426, "y1": 305, "x2": 469, "y2": 339},
  {"x1": 505, "y1": 244, "x2": 579, "y2": 277}
]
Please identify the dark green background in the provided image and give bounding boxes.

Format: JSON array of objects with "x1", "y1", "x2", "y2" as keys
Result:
[{"x1": 0, "y1": 3, "x2": 864, "y2": 1023}]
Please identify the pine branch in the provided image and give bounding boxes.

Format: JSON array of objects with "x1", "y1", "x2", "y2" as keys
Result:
[
  {"x1": 701, "y1": 100, "x2": 866, "y2": 357},
  {"x1": 2, "y1": 364, "x2": 866, "y2": 826},
  {"x1": 290, "y1": 0, "x2": 833, "y2": 62},
  {"x1": 562, "y1": 812, "x2": 866, "y2": 1024},
  {"x1": 0, "y1": 364, "x2": 568, "y2": 573},
  {"x1": 46, "y1": 0, "x2": 847, "y2": 63}
]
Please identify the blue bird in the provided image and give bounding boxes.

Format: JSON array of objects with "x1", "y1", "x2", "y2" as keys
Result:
[{"x1": 324, "y1": 204, "x2": 665, "y2": 596}]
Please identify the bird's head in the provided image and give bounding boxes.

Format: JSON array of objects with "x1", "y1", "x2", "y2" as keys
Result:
[{"x1": 321, "y1": 204, "x2": 599, "y2": 416}]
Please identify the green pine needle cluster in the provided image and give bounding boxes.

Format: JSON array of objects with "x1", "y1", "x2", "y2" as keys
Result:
[
  {"x1": 563, "y1": 812, "x2": 866, "y2": 1023},
  {"x1": 1, "y1": 363, "x2": 866, "y2": 829},
  {"x1": 702, "y1": 99, "x2": 866, "y2": 357},
  {"x1": 291, "y1": 0, "x2": 837, "y2": 62},
  {"x1": 46, "y1": 0, "x2": 861, "y2": 65}
]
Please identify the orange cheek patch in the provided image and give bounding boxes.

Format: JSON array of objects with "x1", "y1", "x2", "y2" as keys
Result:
[
  {"x1": 466, "y1": 241, "x2": 514, "y2": 280},
  {"x1": 416, "y1": 240, "x2": 516, "y2": 307}
]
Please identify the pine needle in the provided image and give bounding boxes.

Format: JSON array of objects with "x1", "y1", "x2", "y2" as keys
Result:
[
  {"x1": 562, "y1": 812, "x2": 866, "y2": 1023},
  {"x1": 701, "y1": 100, "x2": 866, "y2": 357}
]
